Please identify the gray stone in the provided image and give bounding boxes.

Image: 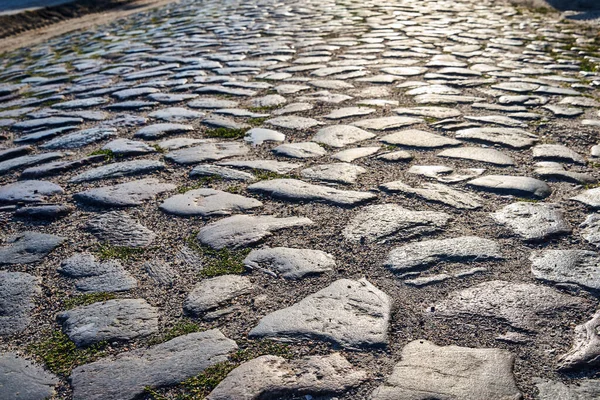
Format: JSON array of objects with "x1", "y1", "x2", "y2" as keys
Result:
[
  {"x1": 59, "y1": 253, "x2": 137, "y2": 292},
  {"x1": 533, "y1": 144, "x2": 585, "y2": 164},
  {"x1": 207, "y1": 353, "x2": 366, "y2": 400},
  {"x1": 14, "y1": 204, "x2": 73, "y2": 220},
  {"x1": 158, "y1": 138, "x2": 209, "y2": 150},
  {"x1": 0, "y1": 352, "x2": 58, "y2": 400},
  {"x1": 535, "y1": 378, "x2": 600, "y2": 400},
  {"x1": 0, "y1": 180, "x2": 63, "y2": 203},
  {"x1": 581, "y1": 214, "x2": 600, "y2": 247},
  {"x1": 248, "y1": 179, "x2": 376, "y2": 206},
  {"x1": 203, "y1": 116, "x2": 249, "y2": 130},
  {"x1": 197, "y1": 215, "x2": 314, "y2": 249},
  {"x1": 189, "y1": 165, "x2": 256, "y2": 182},
  {"x1": 266, "y1": 116, "x2": 322, "y2": 130},
  {"x1": 0, "y1": 145, "x2": 32, "y2": 162},
  {"x1": 456, "y1": 127, "x2": 538, "y2": 148},
  {"x1": 249, "y1": 278, "x2": 390, "y2": 349},
  {"x1": 21, "y1": 155, "x2": 105, "y2": 179},
  {"x1": 558, "y1": 309, "x2": 600, "y2": 370},
  {"x1": 492, "y1": 202, "x2": 570, "y2": 240},
  {"x1": 572, "y1": 187, "x2": 600, "y2": 208},
  {"x1": 371, "y1": 340, "x2": 521, "y2": 400},
  {"x1": 323, "y1": 107, "x2": 375, "y2": 120},
  {"x1": 386, "y1": 236, "x2": 503, "y2": 272},
  {"x1": 74, "y1": 179, "x2": 176, "y2": 207},
  {"x1": 69, "y1": 160, "x2": 164, "y2": 183},
  {"x1": 273, "y1": 142, "x2": 327, "y2": 158},
  {"x1": 343, "y1": 204, "x2": 451, "y2": 243},
  {"x1": 543, "y1": 105, "x2": 584, "y2": 117},
  {"x1": 352, "y1": 116, "x2": 422, "y2": 131},
  {"x1": 57, "y1": 299, "x2": 159, "y2": 347},
  {"x1": 86, "y1": 211, "x2": 155, "y2": 247},
  {"x1": 12, "y1": 117, "x2": 83, "y2": 131},
  {"x1": 244, "y1": 247, "x2": 335, "y2": 279},
  {"x1": 530, "y1": 250, "x2": 600, "y2": 291},
  {"x1": 0, "y1": 152, "x2": 63, "y2": 174},
  {"x1": 300, "y1": 163, "x2": 367, "y2": 184},
  {"x1": 429, "y1": 280, "x2": 585, "y2": 330},
  {"x1": 467, "y1": 175, "x2": 551, "y2": 198},
  {"x1": 165, "y1": 142, "x2": 248, "y2": 165},
  {"x1": 0, "y1": 232, "x2": 64, "y2": 265},
  {"x1": 381, "y1": 181, "x2": 483, "y2": 209},
  {"x1": 102, "y1": 139, "x2": 155, "y2": 155},
  {"x1": 188, "y1": 98, "x2": 239, "y2": 109},
  {"x1": 40, "y1": 127, "x2": 117, "y2": 149},
  {"x1": 332, "y1": 147, "x2": 380, "y2": 162},
  {"x1": 312, "y1": 125, "x2": 374, "y2": 148},
  {"x1": 160, "y1": 189, "x2": 262, "y2": 217},
  {"x1": 404, "y1": 274, "x2": 452, "y2": 287},
  {"x1": 70, "y1": 329, "x2": 237, "y2": 400},
  {"x1": 149, "y1": 107, "x2": 203, "y2": 122},
  {"x1": 534, "y1": 165, "x2": 595, "y2": 184},
  {"x1": 0, "y1": 272, "x2": 41, "y2": 335},
  {"x1": 250, "y1": 94, "x2": 287, "y2": 108},
  {"x1": 414, "y1": 94, "x2": 485, "y2": 104},
  {"x1": 144, "y1": 261, "x2": 176, "y2": 286},
  {"x1": 135, "y1": 123, "x2": 194, "y2": 139},
  {"x1": 218, "y1": 160, "x2": 301, "y2": 174},
  {"x1": 184, "y1": 275, "x2": 253, "y2": 316},
  {"x1": 378, "y1": 151, "x2": 414, "y2": 162},
  {"x1": 394, "y1": 107, "x2": 461, "y2": 119},
  {"x1": 380, "y1": 129, "x2": 461, "y2": 148},
  {"x1": 465, "y1": 115, "x2": 527, "y2": 128},
  {"x1": 438, "y1": 147, "x2": 515, "y2": 166},
  {"x1": 244, "y1": 128, "x2": 285, "y2": 145}
]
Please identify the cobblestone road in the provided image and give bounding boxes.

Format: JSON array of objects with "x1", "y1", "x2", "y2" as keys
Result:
[{"x1": 2, "y1": 0, "x2": 600, "y2": 399}]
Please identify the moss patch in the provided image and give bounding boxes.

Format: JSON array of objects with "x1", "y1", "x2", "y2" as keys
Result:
[
  {"x1": 89, "y1": 149, "x2": 115, "y2": 161},
  {"x1": 205, "y1": 127, "x2": 247, "y2": 139},
  {"x1": 247, "y1": 117, "x2": 268, "y2": 127},
  {"x1": 62, "y1": 292, "x2": 116, "y2": 310},
  {"x1": 253, "y1": 170, "x2": 292, "y2": 181},
  {"x1": 95, "y1": 244, "x2": 146, "y2": 261},
  {"x1": 185, "y1": 236, "x2": 249, "y2": 277},
  {"x1": 148, "y1": 321, "x2": 202, "y2": 346}
]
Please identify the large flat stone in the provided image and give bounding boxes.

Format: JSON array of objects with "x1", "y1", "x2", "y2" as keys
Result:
[
  {"x1": 438, "y1": 147, "x2": 515, "y2": 166},
  {"x1": 0, "y1": 180, "x2": 63, "y2": 203},
  {"x1": 0, "y1": 352, "x2": 58, "y2": 400},
  {"x1": 69, "y1": 160, "x2": 164, "y2": 183},
  {"x1": 381, "y1": 181, "x2": 482, "y2": 209},
  {"x1": 455, "y1": 127, "x2": 538, "y2": 148},
  {"x1": 184, "y1": 275, "x2": 253, "y2": 316},
  {"x1": 558, "y1": 310, "x2": 600, "y2": 371},
  {"x1": 530, "y1": 250, "x2": 600, "y2": 291},
  {"x1": 70, "y1": 329, "x2": 237, "y2": 400},
  {"x1": 249, "y1": 278, "x2": 391, "y2": 349},
  {"x1": 161, "y1": 188, "x2": 262, "y2": 217},
  {"x1": 59, "y1": 253, "x2": 137, "y2": 292},
  {"x1": 572, "y1": 187, "x2": 600, "y2": 208},
  {"x1": 0, "y1": 272, "x2": 41, "y2": 335},
  {"x1": 165, "y1": 142, "x2": 248, "y2": 164},
  {"x1": 312, "y1": 125, "x2": 375, "y2": 147},
  {"x1": 380, "y1": 129, "x2": 461, "y2": 148},
  {"x1": 244, "y1": 247, "x2": 335, "y2": 279},
  {"x1": 74, "y1": 179, "x2": 176, "y2": 207},
  {"x1": 535, "y1": 378, "x2": 600, "y2": 400},
  {"x1": 0, "y1": 232, "x2": 65, "y2": 265},
  {"x1": 492, "y1": 202, "x2": 570, "y2": 241},
  {"x1": 467, "y1": 175, "x2": 551, "y2": 198},
  {"x1": 371, "y1": 340, "x2": 521, "y2": 400},
  {"x1": 87, "y1": 211, "x2": 155, "y2": 248}
]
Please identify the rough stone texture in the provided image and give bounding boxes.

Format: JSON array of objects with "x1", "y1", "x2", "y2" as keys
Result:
[
  {"x1": 530, "y1": 250, "x2": 600, "y2": 291},
  {"x1": 0, "y1": 352, "x2": 58, "y2": 400},
  {"x1": 74, "y1": 179, "x2": 176, "y2": 207},
  {"x1": 184, "y1": 275, "x2": 253, "y2": 316},
  {"x1": 165, "y1": 142, "x2": 248, "y2": 164},
  {"x1": 557, "y1": 310, "x2": 600, "y2": 370},
  {"x1": 0, "y1": 232, "x2": 65, "y2": 265},
  {"x1": 386, "y1": 236, "x2": 503, "y2": 272},
  {"x1": 438, "y1": 147, "x2": 515, "y2": 166},
  {"x1": 86, "y1": 211, "x2": 156, "y2": 247},
  {"x1": 190, "y1": 165, "x2": 256, "y2": 182},
  {"x1": 371, "y1": 340, "x2": 521, "y2": 400},
  {"x1": 207, "y1": 353, "x2": 367, "y2": 400},
  {"x1": 343, "y1": 204, "x2": 451, "y2": 243},
  {"x1": 301, "y1": 163, "x2": 367, "y2": 184},
  {"x1": 249, "y1": 278, "x2": 391, "y2": 349},
  {"x1": 0, "y1": 272, "x2": 41, "y2": 335},
  {"x1": 533, "y1": 144, "x2": 585, "y2": 164},
  {"x1": 160, "y1": 189, "x2": 262, "y2": 217},
  {"x1": 580, "y1": 214, "x2": 600, "y2": 247},
  {"x1": 0, "y1": 180, "x2": 63, "y2": 203},
  {"x1": 57, "y1": 299, "x2": 159, "y2": 347},
  {"x1": 430, "y1": 280, "x2": 586, "y2": 330},
  {"x1": 70, "y1": 329, "x2": 237, "y2": 400},
  {"x1": 535, "y1": 378, "x2": 600, "y2": 400},
  {"x1": 69, "y1": 160, "x2": 164, "y2": 183},
  {"x1": 273, "y1": 142, "x2": 327, "y2": 158},
  {"x1": 572, "y1": 187, "x2": 600, "y2": 208},
  {"x1": 467, "y1": 175, "x2": 551, "y2": 198},
  {"x1": 380, "y1": 129, "x2": 460, "y2": 148},
  {"x1": 59, "y1": 253, "x2": 137, "y2": 292},
  {"x1": 197, "y1": 215, "x2": 314, "y2": 249},
  {"x1": 492, "y1": 202, "x2": 571, "y2": 241},
  {"x1": 312, "y1": 125, "x2": 375, "y2": 148},
  {"x1": 456, "y1": 127, "x2": 538, "y2": 148},
  {"x1": 248, "y1": 179, "x2": 376, "y2": 206},
  {"x1": 381, "y1": 181, "x2": 483, "y2": 209},
  {"x1": 244, "y1": 247, "x2": 335, "y2": 279}
]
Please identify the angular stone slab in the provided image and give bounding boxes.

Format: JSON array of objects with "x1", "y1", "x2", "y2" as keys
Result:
[
  {"x1": 533, "y1": 144, "x2": 585, "y2": 164},
  {"x1": 248, "y1": 179, "x2": 375, "y2": 206},
  {"x1": 535, "y1": 378, "x2": 600, "y2": 400},
  {"x1": 492, "y1": 202, "x2": 570, "y2": 241},
  {"x1": 266, "y1": 116, "x2": 322, "y2": 130},
  {"x1": 57, "y1": 299, "x2": 159, "y2": 347},
  {"x1": 102, "y1": 139, "x2": 155, "y2": 155},
  {"x1": 456, "y1": 127, "x2": 538, "y2": 148},
  {"x1": 300, "y1": 163, "x2": 367, "y2": 184},
  {"x1": 381, "y1": 181, "x2": 482, "y2": 209},
  {"x1": 0, "y1": 152, "x2": 63, "y2": 174},
  {"x1": 351, "y1": 116, "x2": 422, "y2": 131},
  {"x1": 430, "y1": 280, "x2": 586, "y2": 330},
  {"x1": 134, "y1": 123, "x2": 194, "y2": 139},
  {"x1": 244, "y1": 128, "x2": 285, "y2": 145},
  {"x1": 207, "y1": 353, "x2": 367, "y2": 400},
  {"x1": 189, "y1": 165, "x2": 256, "y2": 182},
  {"x1": 244, "y1": 247, "x2": 335, "y2": 279},
  {"x1": 59, "y1": 253, "x2": 137, "y2": 293},
  {"x1": 371, "y1": 340, "x2": 521, "y2": 400},
  {"x1": 197, "y1": 215, "x2": 314, "y2": 249},
  {"x1": 386, "y1": 236, "x2": 503, "y2": 272},
  {"x1": 74, "y1": 179, "x2": 176, "y2": 207},
  {"x1": 438, "y1": 147, "x2": 515, "y2": 166},
  {"x1": 217, "y1": 160, "x2": 301, "y2": 174},
  {"x1": 380, "y1": 129, "x2": 460, "y2": 148},
  {"x1": 332, "y1": 146, "x2": 380, "y2": 162},
  {"x1": 69, "y1": 160, "x2": 164, "y2": 183},
  {"x1": 558, "y1": 309, "x2": 600, "y2": 370},
  {"x1": 530, "y1": 250, "x2": 600, "y2": 291},
  {"x1": 467, "y1": 175, "x2": 551, "y2": 198},
  {"x1": 0, "y1": 352, "x2": 58, "y2": 400},
  {"x1": 184, "y1": 275, "x2": 253, "y2": 316},
  {"x1": 312, "y1": 125, "x2": 374, "y2": 148},
  {"x1": 165, "y1": 142, "x2": 248, "y2": 165},
  {"x1": 249, "y1": 278, "x2": 391, "y2": 349},
  {"x1": 343, "y1": 204, "x2": 451, "y2": 243},
  {"x1": 0, "y1": 180, "x2": 63, "y2": 203},
  {"x1": 273, "y1": 142, "x2": 326, "y2": 159},
  {"x1": 87, "y1": 211, "x2": 155, "y2": 247},
  {"x1": 581, "y1": 214, "x2": 600, "y2": 247},
  {"x1": 0, "y1": 272, "x2": 41, "y2": 335},
  {"x1": 40, "y1": 127, "x2": 117, "y2": 149},
  {"x1": 160, "y1": 189, "x2": 262, "y2": 217},
  {"x1": 572, "y1": 187, "x2": 600, "y2": 209},
  {"x1": 70, "y1": 329, "x2": 237, "y2": 400},
  {"x1": 0, "y1": 232, "x2": 64, "y2": 265}
]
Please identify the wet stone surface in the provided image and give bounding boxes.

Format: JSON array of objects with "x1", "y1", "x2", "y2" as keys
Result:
[{"x1": 2, "y1": 0, "x2": 600, "y2": 398}]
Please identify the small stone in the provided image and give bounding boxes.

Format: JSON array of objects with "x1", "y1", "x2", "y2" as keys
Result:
[
  {"x1": 0, "y1": 272, "x2": 41, "y2": 335},
  {"x1": 189, "y1": 165, "x2": 256, "y2": 182},
  {"x1": 312, "y1": 125, "x2": 374, "y2": 148},
  {"x1": 244, "y1": 247, "x2": 335, "y2": 279},
  {"x1": 0, "y1": 180, "x2": 63, "y2": 203},
  {"x1": 160, "y1": 189, "x2": 262, "y2": 217},
  {"x1": 57, "y1": 299, "x2": 159, "y2": 347},
  {"x1": 74, "y1": 179, "x2": 176, "y2": 207},
  {"x1": 492, "y1": 202, "x2": 570, "y2": 241},
  {"x1": 371, "y1": 340, "x2": 521, "y2": 400},
  {"x1": 86, "y1": 211, "x2": 155, "y2": 247},
  {"x1": 300, "y1": 163, "x2": 367, "y2": 184},
  {"x1": 59, "y1": 253, "x2": 137, "y2": 292},
  {"x1": 249, "y1": 278, "x2": 390, "y2": 349},
  {"x1": 438, "y1": 147, "x2": 515, "y2": 166},
  {"x1": 206, "y1": 354, "x2": 366, "y2": 400},
  {"x1": 467, "y1": 175, "x2": 551, "y2": 198},
  {"x1": 456, "y1": 127, "x2": 538, "y2": 149},
  {"x1": 165, "y1": 142, "x2": 248, "y2": 165},
  {"x1": 0, "y1": 232, "x2": 64, "y2": 265},
  {"x1": 197, "y1": 215, "x2": 314, "y2": 249},
  {"x1": 0, "y1": 352, "x2": 58, "y2": 400},
  {"x1": 184, "y1": 275, "x2": 253, "y2": 316},
  {"x1": 273, "y1": 142, "x2": 326, "y2": 158},
  {"x1": 380, "y1": 129, "x2": 461, "y2": 148},
  {"x1": 144, "y1": 261, "x2": 176, "y2": 286},
  {"x1": 69, "y1": 160, "x2": 164, "y2": 183},
  {"x1": 533, "y1": 144, "x2": 585, "y2": 164}
]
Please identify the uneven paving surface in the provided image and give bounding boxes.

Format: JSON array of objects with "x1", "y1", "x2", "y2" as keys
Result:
[{"x1": 2, "y1": 0, "x2": 600, "y2": 399}]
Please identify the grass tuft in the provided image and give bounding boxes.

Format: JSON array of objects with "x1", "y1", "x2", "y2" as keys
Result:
[
  {"x1": 89, "y1": 149, "x2": 115, "y2": 161},
  {"x1": 185, "y1": 236, "x2": 249, "y2": 277},
  {"x1": 252, "y1": 170, "x2": 292, "y2": 181},
  {"x1": 205, "y1": 127, "x2": 247, "y2": 139},
  {"x1": 247, "y1": 117, "x2": 268, "y2": 127},
  {"x1": 62, "y1": 292, "x2": 116, "y2": 310},
  {"x1": 177, "y1": 176, "x2": 221, "y2": 193},
  {"x1": 148, "y1": 321, "x2": 201, "y2": 346},
  {"x1": 95, "y1": 243, "x2": 146, "y2": 261}
]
